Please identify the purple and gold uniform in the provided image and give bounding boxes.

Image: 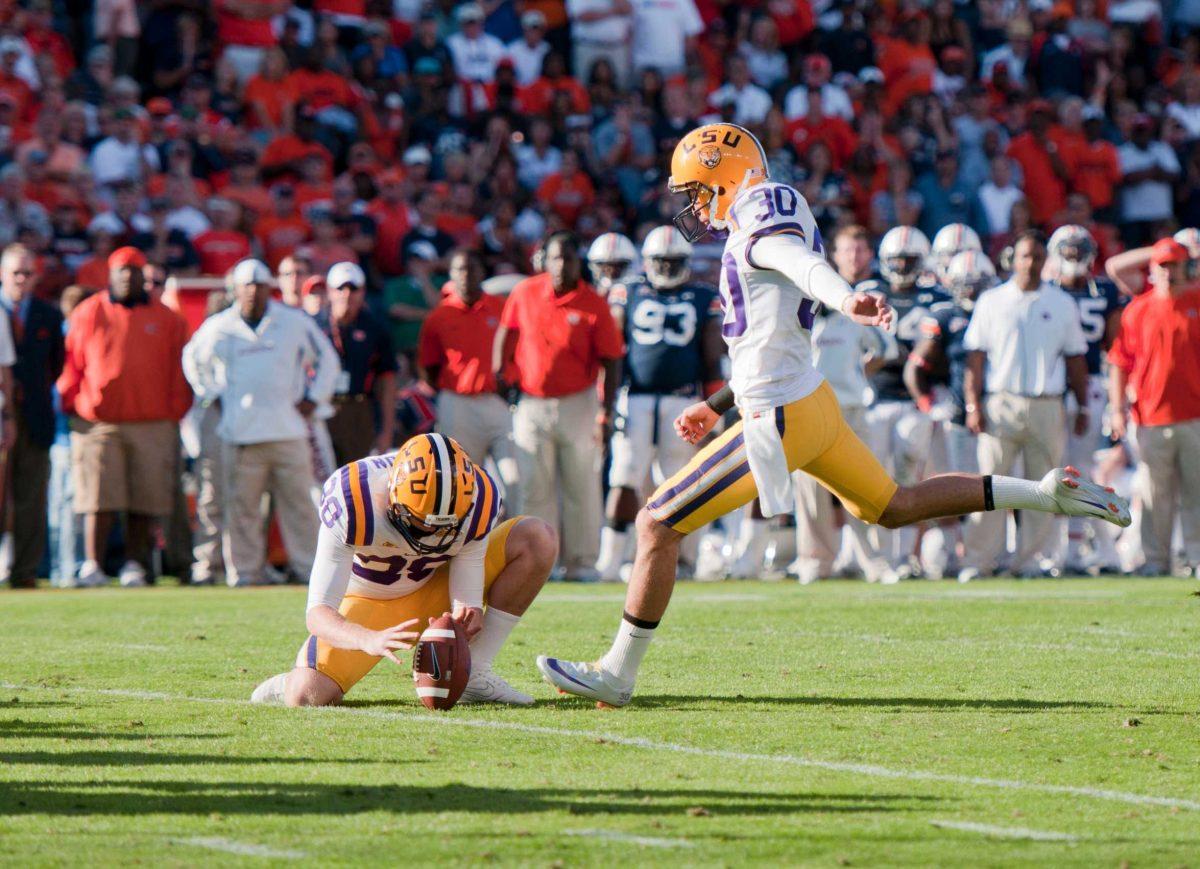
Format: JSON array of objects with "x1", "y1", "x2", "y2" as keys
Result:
[{"x1": 301, "y1": 452, "x2": 515, "y2": 693}]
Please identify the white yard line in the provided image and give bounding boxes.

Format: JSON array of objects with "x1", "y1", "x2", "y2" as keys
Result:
[
  {"x1": 930, "y1": 820, "x2": 1079, "y2": 842},
  {"x1": 174, "y1": 837, "x2": 306, "y2": 859},
  {"x1": 535, "y1": 593, "x2": 767, "y2": 604},
  {"x1": 565, "y1": 829, "x2": 693, "y2": 848},
  {"x1": 6, "y1": 682, "x2": 1200, "y2": 813}
]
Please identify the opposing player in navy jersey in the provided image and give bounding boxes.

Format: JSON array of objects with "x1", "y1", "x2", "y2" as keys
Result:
[
  {"x1": 905, "y1": 250, "x2": 998, "y2": 577},
  {"x1": 595, "y1": 226, "x2": 726, "y2": 582},
  {"x1": 857, "y1": 225, "x2": 951, "y2": 576},
  {"x1": 1047, "y1": 224, "x2": 1125, "y2": 573}
]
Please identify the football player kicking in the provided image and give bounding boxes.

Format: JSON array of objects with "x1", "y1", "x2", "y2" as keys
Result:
[
  {"x1": 252, "y1": 433, "x2": 557, "y2": 707},
  {"x1": 537, "y1": 123, "x2": 1133, "y2": 708}
]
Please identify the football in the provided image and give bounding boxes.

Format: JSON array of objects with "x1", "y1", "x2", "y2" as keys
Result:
[{"x1": 411, "y1": 614, "x2": 471, "y2": 710}]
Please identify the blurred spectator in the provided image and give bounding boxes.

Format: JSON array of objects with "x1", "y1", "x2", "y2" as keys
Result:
[
  {"x1": 317, "y1": 261, "x2": 397, "y2": 463},
  {"x1": 215, "y1": 0, "x2": 289, "y2": 84},
  {"x1": 631, "y1": 0, "x2": 701, "y2": 78},
  {"x1": 193, "y1": 199, "x2": 252, "y2": 276},
  {"x1": 183, "y1": 258, "x2": 338, "y2": 586},
  {"x1": 1006, "y1": 101, "x2": 1069, "y2": 228},
  {"x1": 568, "y1": 0, "x2": 632, "y2": 88},
  {"x1": 493, "y1": 232, "x2": 623, "y2": 580},
  {"x1": 256, "y1": 186, "x2": 310, "y2": 271},
  {"x1": 1109, "y1": 239, "x2": 1200, "y2": 576},
  {"x1": 383, "y1": 242, "x2": 442, "y2": 362},
  {"x1": 419, "y1": 249, "x2": 518, "y2": 492},
  {"x1": 1069, "y1": 106, "x2": 1122, "y2": 220},
  {"x1": 56, "y1": 247, "x2": 191, "y2": 587},
  {"x1": 1, "y1": 246, "x2": 64, "y2": 587},
  {"x1": 447, "y1": 3, "x2": 506, "y2": 84},
  {"x1": 400, "y1": 193, "x2": 455, "y2": 268},
  {"x1": 784, "y1": 53, "x2": 854, "y2": 121},
  {"x1": 131, "y1": 197, "x2": 200, "y2": 275},
  {"x1": 709, "y1": 55, "x2": 772, "y2": 127},
  {"x1": 507, "y1": 11, "x2": 551, "y2": 86},
  {"x1": 978, "y1": 158, "x2": 1025, "y2": 243},
  {"x1": 961, "y1": 232, "x2": 1089, "y2": 579},
  {"x1": 916, "y1": 147, "x2": 987, "y2": 239},
  {"x1": 276, "y1": 255, "x2": 312, "y2": 308},
  {"x1": 1118, "y1": 115, "x2": 1182, "y2": 246}
]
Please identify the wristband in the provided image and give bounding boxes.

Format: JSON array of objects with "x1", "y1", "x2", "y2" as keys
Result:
[{"x1": 704, "y1": 384, "x2": 735, "y2": 414}]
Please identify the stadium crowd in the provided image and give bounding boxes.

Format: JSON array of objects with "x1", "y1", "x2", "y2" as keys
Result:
[{"x1": 1, "y1": 0, "x2": 1200, "y2": 588}]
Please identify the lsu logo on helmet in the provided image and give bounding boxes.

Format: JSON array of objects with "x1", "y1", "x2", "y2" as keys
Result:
[
  {"x1": 669, "y1": 123, "x2": 768, "y2": 242},
  {"x1": 387, "y1": 433, "x2": 476, "y2": 554}
]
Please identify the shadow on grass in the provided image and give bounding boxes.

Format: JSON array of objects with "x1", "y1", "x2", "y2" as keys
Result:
[
  {"x1": 582, "y1": 695, "x2": 1110, "y2": 712},
  {"x1": 0, "y1": 718, "x2": 229, "y2": 741},
  {"x1": 0, "y1": 780, "x2": 934, "y2": 817},
  {"x1": 1, "y1": 749, "x2": 388, "y2": 767}
]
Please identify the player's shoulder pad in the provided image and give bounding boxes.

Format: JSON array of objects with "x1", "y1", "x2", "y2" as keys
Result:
[
  {"x1": 462, "y1": 464, "x2": 505, "y2": 543},
  {"x1": 318, "y1": 455, "x2": 394, "y2": 547}
]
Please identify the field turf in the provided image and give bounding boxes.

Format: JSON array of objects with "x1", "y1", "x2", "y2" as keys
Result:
[{"x1": 2, "y1": 579, "x2": 1199, "y2": 866}]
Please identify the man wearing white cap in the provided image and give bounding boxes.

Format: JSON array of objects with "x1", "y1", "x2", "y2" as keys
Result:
[
  {"x1": 505, "y1": 10, "x2": 551, "y2": 86},
  {"x1": 183, "y1": 258, "x2": 340, "y2": 586},
  {"x1": 446, "y1": 3, "x2": 506, "y2": 84},
  {"x1": 316, "y1": 261, "x2": 397, "y2": 465}
]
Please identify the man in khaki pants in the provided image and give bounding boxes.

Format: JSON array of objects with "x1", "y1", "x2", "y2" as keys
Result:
[
  {"x1": 183, "y1": 259, "x2": 339, "y2": 586},
  {"x1": 960, "y1": 231, "x2": 1090, "y2": 579},
  {"x1": 418, "y1": 249, "x2": 519, "y2": 501},
  {"x1": 1108, "y1": 237, "x2": 1200, "y2": 576},
  {"x1": 493, "y1": 233, "x2": 624, "y2": 581}
]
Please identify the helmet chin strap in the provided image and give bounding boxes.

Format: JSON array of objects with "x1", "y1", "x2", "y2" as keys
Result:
[{"x1": 707, "y1": 169, "x2": 762, "y2": 231}]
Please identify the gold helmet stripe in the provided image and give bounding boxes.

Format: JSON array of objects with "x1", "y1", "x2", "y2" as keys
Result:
[{"x1": 427, "y1": 432, "x2": 453, "y2": 516}]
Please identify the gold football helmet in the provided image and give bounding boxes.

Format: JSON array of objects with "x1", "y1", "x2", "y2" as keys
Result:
[
  {"x1": 668, "y1": 123, "x2": 769, "y2": 241},
  {"x1": 387, "y1": 433, "x2": 476, "y2": 554}
]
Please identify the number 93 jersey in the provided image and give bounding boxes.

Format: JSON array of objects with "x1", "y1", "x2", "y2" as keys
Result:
[
  {"x1": 719, "y1": 181, "x2": 827, "y2": 410},
  {"x1": 317, "y1": 453, "x2": 504, "y2": 600},
  {"x1": 617, "y1": 277, "x2": 721, "y2": 395}
]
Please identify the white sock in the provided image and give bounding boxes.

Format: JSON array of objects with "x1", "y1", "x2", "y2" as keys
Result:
[
  {"x1": 600, "y1": 616, "x2": 656, "y2": 684},
  {"x1": 990, "y1": 475, "x2": 1057, "y2": 512},
  {"x1": 469, "y1": 608, "x2": 521, "y2": 672},
  {"x1": 596, "y1": 527, "x2": 629, "y2": 580},
  {"x1": 251, "y1": 672, "x2": 289, "y2": 704}
]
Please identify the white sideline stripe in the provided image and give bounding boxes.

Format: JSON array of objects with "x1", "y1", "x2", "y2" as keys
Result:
[
  {"x1": 930, "y1": 820, "x2": 1079, "y2": 842},
  {"x1": 420, "y1": 629, "x2": 458, "y2": 640},
  {"x1": 6, "y1": 682, "x2": 1200, "y2": 813},
  {"x1": 415, "y1": 686, "x2": 450, "y2": 698},
  {"x1": 565, "y1": 829, "x2": 694, "y2": 848},
  {"x1": 176, "y1": 837, "x2": 307, "y2": 859},
  {"x1": 536, "y1": 593, "x2": 767, "y2": 604}
]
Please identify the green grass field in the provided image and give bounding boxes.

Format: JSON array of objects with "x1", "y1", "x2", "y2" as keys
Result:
[{"x1": 3, "y1": 579, "x2": 1199, "y2": 866}]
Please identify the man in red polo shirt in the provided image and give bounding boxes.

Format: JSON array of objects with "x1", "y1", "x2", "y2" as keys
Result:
[
  {"x1": 1109, "y1": 238, "x2": 1200, "y2": 576},
  {"x1": 493, "y1": 232, "x2": 624, "y2": 581},
  {"x1": 57, "y1": 246, "x2": 192, "y2": 588},
  {"x1": 419, "y1": 249, "x2": 517, "y2": 496}
]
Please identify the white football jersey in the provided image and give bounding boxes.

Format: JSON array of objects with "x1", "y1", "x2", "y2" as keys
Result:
[
  {"x1": 719, "y1": 181, "x2": 828, "y2": 410},
  {"x1": 315, "y1": 453, "x2": 504, "y2": 601}
]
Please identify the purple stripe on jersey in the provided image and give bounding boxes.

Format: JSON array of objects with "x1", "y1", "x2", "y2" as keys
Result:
[
  {"x1": 306, "y1": 635, "x2": 318, "y2": 669},
  {"x1": 339, "y1": 466, "x2": 356, "y2": 545},
  {"x1": 355, "y1": 460, "x2": 374, "y2": 545},
  {"x1": 465, "y1": 469, "x2": 488, "y2": 540},
  {"x1": 776, "y1": 405, "x2": 786, "y2": 435},
  {"x1": 721, "y1": 252, "x2": 748, "y2": 338},
  {"x1": 798, "y1": 299, "x2": 816, "y2": 330},
  {"x1": 745, "y1": 222, "x2": 808, "y2": 270},
  {"x1": 664, "y1": 461, "x2": 751, "y2": 528},
  {"x1": 648, "y1": 430, "x2": 745, "y2": 511}
]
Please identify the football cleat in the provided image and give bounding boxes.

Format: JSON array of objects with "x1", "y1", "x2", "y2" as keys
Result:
[
  {"x1": 536, "y1": 656, "x2": 633, "y2": 707},
  {"x1": 1040, "y1": 466, "x2": 1132, "y2": 528},
  {"x1": 459, "y1": 668, "x2": 534, "y2": 706}
]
